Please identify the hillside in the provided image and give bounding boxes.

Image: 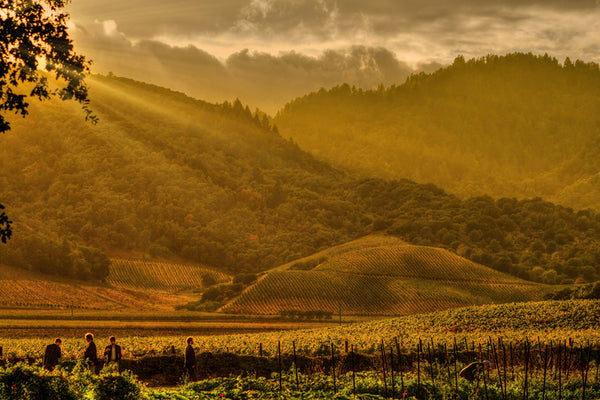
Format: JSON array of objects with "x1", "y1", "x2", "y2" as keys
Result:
[
  {"x1": 220, "y1": 238, "x2": 546, "y2": 315},
  {"x1": 2, "y1": 73, "x2": 600, "y2": 288},
  {"x1": 0, "y1": 264, "x2": 187, "y2": 311},
  {"x1": 108, "y1": 259, "x2": 230, "y2": 291},
  {"x1": 0, "y1": 74, "x2": 364, "y2": 278},
  {"x1": 274, "y1": 53, "x2": 600, "y2": 211}
]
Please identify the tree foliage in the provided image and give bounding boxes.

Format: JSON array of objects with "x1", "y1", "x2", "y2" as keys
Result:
[
  {"x1": 0, "y1": 0, "x2": 94, "y2": 132},
  {"x1": 1, "y1": 0, "x2": 95, "y2": 245},
  {"x1": 275, "y1": 52, "x2": 600, "y2": 211},
  {"x1": 2, "y1": 74, "x2": 600, "y2": 284}
]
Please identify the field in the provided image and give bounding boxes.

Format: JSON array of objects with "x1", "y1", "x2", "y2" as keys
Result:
[
  {"x1": 0, "y1": 264, "x2": 190, "y2": 311},
  {"x1": 2, "y1": 300, "x2": 600, "y2": 399},
  {"x1": 0, "y1": 259, "x2": 230, "y2": 311},
  {"x1": 3, "y1": 300, "x2": 598, "y2": 359},
  {"x1": 108, "y1": 258, "x2": 230, "y2": 291},
  {"x1": 221, "y1": 243, "x2": 547, "y2": 315}
]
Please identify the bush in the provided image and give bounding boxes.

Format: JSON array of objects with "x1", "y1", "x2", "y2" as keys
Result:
[
  {"x1": 93, "y1": 371, "x2": 143, "y2": 400},
  {"x1": 233, "y1": 273, "x2": 258, "y2": 285},
  {"x1": 0, "y1": 364, "x2": 76, "y2": 400}
]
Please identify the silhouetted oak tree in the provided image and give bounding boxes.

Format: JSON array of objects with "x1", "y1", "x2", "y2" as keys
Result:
[{"x1": 1, "y1": 0, "x2": 94, "y2": 242}]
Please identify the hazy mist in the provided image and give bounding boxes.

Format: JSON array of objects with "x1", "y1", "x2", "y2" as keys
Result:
[{"x1": 66, "y1": 0, "x2": 600, "y2": 111}]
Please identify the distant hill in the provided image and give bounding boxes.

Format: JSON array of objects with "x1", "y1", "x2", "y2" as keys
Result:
[
  {"x1": 274, "y1": 53, "x2": 600, "y2": 211},
  {"x1": 220, "y1": 236, "x2": 546, "y2": 315},
  {"x1": 2, "y1": 74, "x2": 600, "y2": 288}
]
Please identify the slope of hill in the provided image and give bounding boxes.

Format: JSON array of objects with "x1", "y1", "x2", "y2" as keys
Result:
[
  {"x1": 220, "y1": 239, "x2": 546, "y2": 316},
  {"x1": 108, "y1": 259, "x2": 230, "y2": 291},
  {"x1": 0, "y1": 74, "x2": 365, "y2": 278},
  {"x1": 2, "y1": 73, "x2": 600, "y2": 288},
  {"x1": 274, "y1": 53, "x2": 600, "y2": 211},
  {"x1": 0, "y1": 264, "x2": 187, "y2": 310}
]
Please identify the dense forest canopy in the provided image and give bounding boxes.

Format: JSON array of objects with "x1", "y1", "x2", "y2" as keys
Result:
[
  {"x1": 1, "y1": 73, "x2": 600, "y2": 285},
  {"x1": 275, "y1": 53, "x2": 600, "y2": 211}
]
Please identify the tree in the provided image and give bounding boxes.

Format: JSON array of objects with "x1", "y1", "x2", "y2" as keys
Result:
[
  {"x1": 1, "y1": 0, "x2": 94, "y2": 243},
  {"x1": 0, "y1": 204, "x2": 11, "y2": 243}
]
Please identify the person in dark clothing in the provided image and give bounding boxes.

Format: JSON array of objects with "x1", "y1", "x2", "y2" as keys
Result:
[
  {"x1": 43, "y1": 338, "x2": 62, "y2": 371},
  {"x1": 84, "y1": 332, "x2": 98, "y2": 374},
  {"x1": 184, "y1": 336, "x2": 197, "y2": 382},
  {"x1": 104, "y1": 336, "x2": 122, "y2": 370},
  {"x1": 459, "y1": 360, "x2": 491, "y2": 381}
]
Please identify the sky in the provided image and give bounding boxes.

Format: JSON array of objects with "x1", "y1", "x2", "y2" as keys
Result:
[{"x1": 66, "y1": 0, "x2": 600, "y2": 112}]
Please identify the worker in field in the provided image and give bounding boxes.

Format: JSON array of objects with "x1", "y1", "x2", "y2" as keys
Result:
[
  {"x1": 43, "y1": 338, "x2": 62, "y2": 371},
  {"x1": 104, "y1": 336, "x2": 122, "y2": 371},
  {"x1": 459, "y1": 360, "x2": 491, "y2": 381},
  {"x1": 184, "y1": 336, "x2": 197, "y2": 382},
  {"x1": 84, "y1": 332, "x2": 98, "y2": 374}
]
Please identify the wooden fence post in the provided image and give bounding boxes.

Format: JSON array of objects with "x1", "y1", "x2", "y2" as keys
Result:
[
  {"x1": 331, "y1": 343, "x2": 337, "y2": 394},
  {"x1": 390, "y1": 346, "x2": 396, "y2": 400},
  {"x1": 381, "y1": 340, "x2": 388, "y2": 399},
  {"x1": 542, "y1": 344, "x2": 548, "y2": 400},
  {"x1": 278, "y1": 341, "x2": 283, "y2": 392},
  {"x1": 292, "y1": 341, "x2": 300, "y2": 390},
  {"x1": 395, "y1": 337, "x2": 405, "y2": 399},
  {"x1": 351, "y1": 344, "x2": 356, "y2": 397}
]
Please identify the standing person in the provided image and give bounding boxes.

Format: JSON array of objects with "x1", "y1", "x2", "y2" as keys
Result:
[
  {"x1": 43, "y1": 338, "x2": 62, "y2": 371},
  {"x1": 104, "y1": 336, "x2": 122, "y2": 371},
  {"x1": 84, "y1": 333, "x2": 98, "y2": 374},
  {"x1": 184, "y1": 336, "x2": 197, "y2": 382}
]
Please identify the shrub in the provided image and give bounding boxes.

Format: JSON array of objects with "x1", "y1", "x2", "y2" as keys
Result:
[
  {"x1": 0, "y1": 364, "x2": 76, "y2": 400},
  {"x1": 93, "y1": 371, "x2": 143, "y2": 400}
]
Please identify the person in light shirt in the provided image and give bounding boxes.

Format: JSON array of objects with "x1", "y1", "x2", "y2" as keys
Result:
[{"x1": 103, "y1": 336, "x2": 122, "y2": 371}]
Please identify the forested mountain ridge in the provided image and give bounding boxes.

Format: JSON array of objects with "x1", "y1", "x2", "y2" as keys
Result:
[
  {"x1": 274, "y1": 52, "x2": 600, "y2": 211},
  {"x1": 2, "y1": 73, "x2": 600, "y2": 287},
  {"x1": 0, "y1": 75, "x2": 361, "y2": 279}
]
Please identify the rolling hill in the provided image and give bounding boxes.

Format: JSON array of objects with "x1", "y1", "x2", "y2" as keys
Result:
[
  {"x1": 220, "y1": 235, "x2": 547, "y2": 315},
  {"x1": 274, "y1": 53, "x2": 600, "y2": 211},
  {"x1": 1, "y1": 71, "x2": 600, "y2": 292}
]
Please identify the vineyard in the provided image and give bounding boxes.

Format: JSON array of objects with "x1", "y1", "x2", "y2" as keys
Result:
[
  {"x1": 3, "y1": 300, "x2": 599, "y2": 359},
  {"x1": 316, "y1": 246, "x2": 523, "y2": 282},
  {"x1": 2, "y1": 300, "x2": 600, "y2": 399},
  {"x1": 221, "y1": 244, "x2": 546, "y2": 315},
  {"x1": 272, "y1": 234, "x2": 408, "y2": 272},
  {"x1": 108, "y1": 258, "x2": 230, "y2": 291},
  {"x1": 0, "y1": 265, "x2": 181, "y2": 310}
]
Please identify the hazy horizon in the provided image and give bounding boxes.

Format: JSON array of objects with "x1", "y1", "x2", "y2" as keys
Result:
[{"x1": 65, "y1": 0, "x2": 600, "y2": 112}]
